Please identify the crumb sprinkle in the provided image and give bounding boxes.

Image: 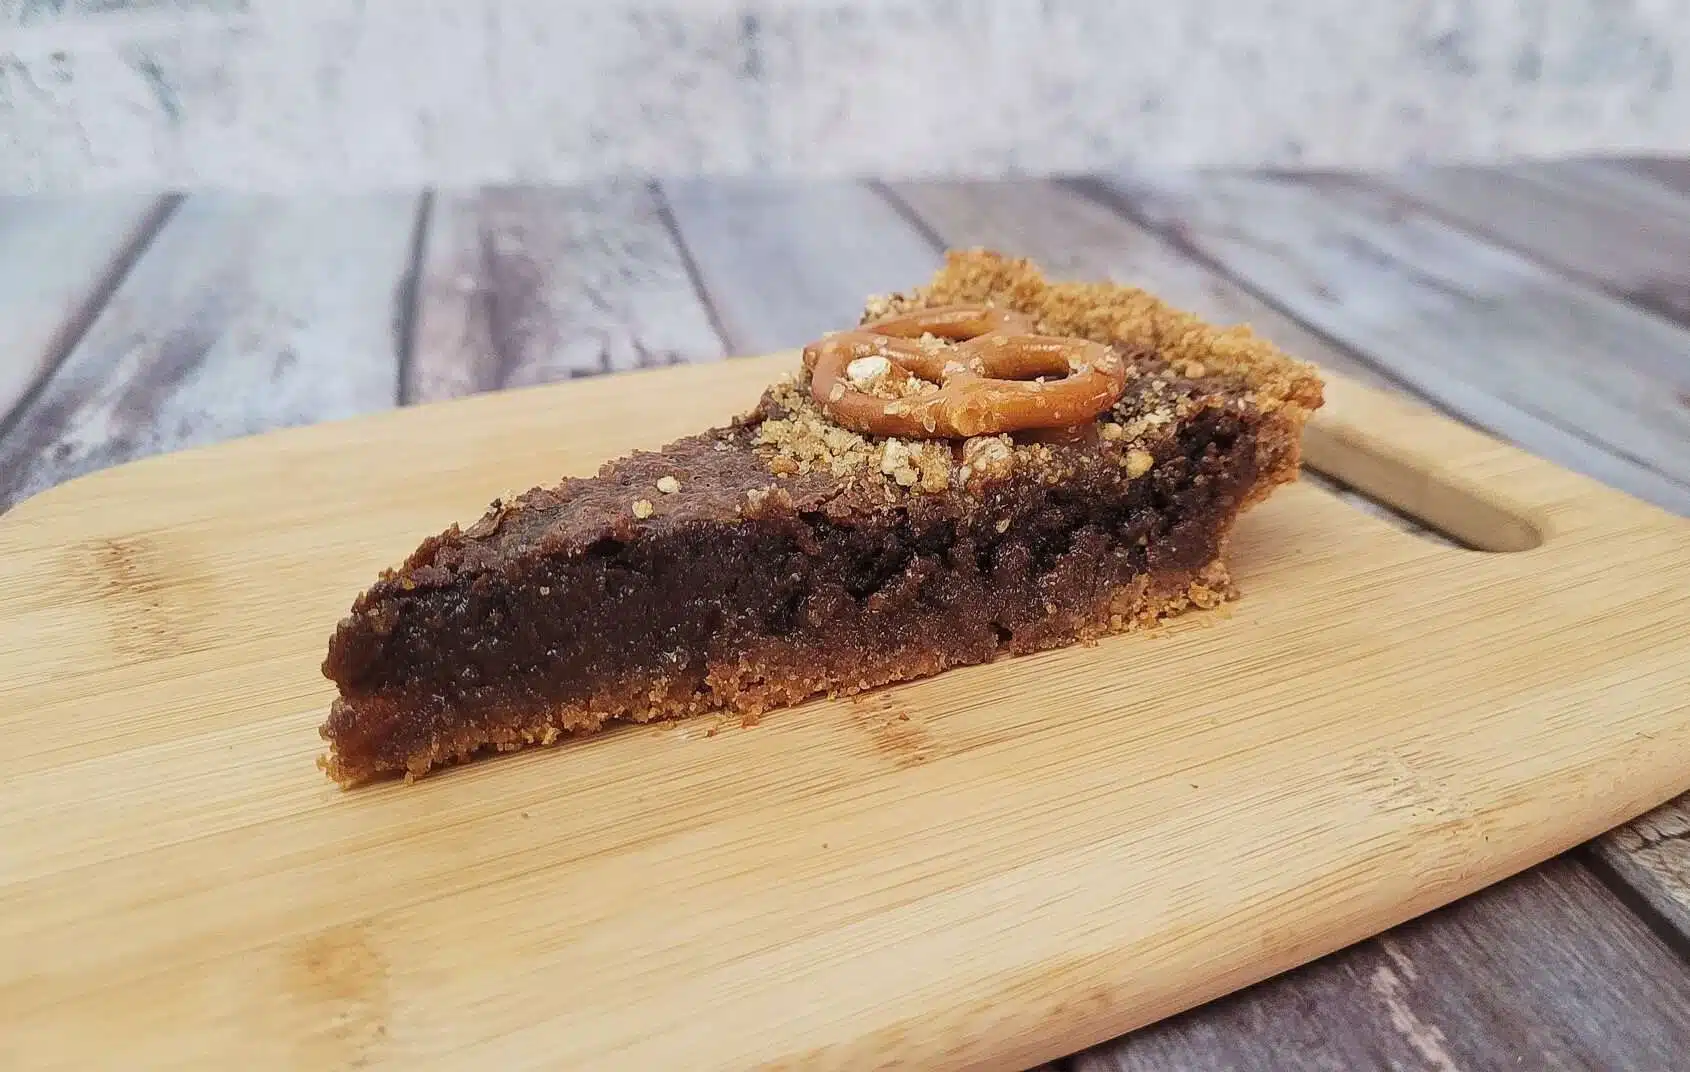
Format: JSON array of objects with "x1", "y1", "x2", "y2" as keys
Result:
[
  {"x1": 656, "y1": 475, "x2": 681, "y2": 494},
  {"x1": 631, "y1": 499, "x2": 654, "y2": 519},
  {"x1": 846, "y1": 355, "x2": 892, "y2": 386}
]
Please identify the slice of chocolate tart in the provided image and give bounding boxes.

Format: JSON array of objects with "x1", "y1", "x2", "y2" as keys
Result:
[{"x1": 319, "y1": 250, "x2": 1325, "y2": 784}]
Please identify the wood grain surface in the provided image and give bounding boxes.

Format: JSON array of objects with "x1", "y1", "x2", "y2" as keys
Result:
[
  {"x1": 882, "y1": 179, "x2": 1395, "y2": 394},
  {"x1": 1079, "y1": 859, "x2": 1690, "y2": 1072},
  {"x1": 1629, "y1": 156, "x2": 1690, "y2": 195},
  {"x1": 0, "y1": 194, "x2": 174, "y2": 426},
  {"x1": 0, "y1": 193, "x2": 422, "y2": 510},
  {"x1": 1369, "y1": 162, "x2": 1690, "y2": 323},
  {"x1": 1079, "y1": 164, "x2": 1690, "y2": 1070},
  {"x1": 407, "y1": 183, "x2": 725, "y2": 403},
  {"x1": 2, "y1": 355, "x2": 1688, "y2": 1070},
  {"x1": 3, "y1": 161, "x2": 1690, "y2": 1070},
  {"x1": 659, "y1": 178, "x2": 943, "y2": 352},
  {"x1": 1346, "y1": 160, "x2": 1690, "y2": 996}
]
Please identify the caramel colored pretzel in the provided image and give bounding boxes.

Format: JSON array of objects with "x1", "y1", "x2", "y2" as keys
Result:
[{"x1": 803, "y1": 304, "x2": 1128, "y2": 439}]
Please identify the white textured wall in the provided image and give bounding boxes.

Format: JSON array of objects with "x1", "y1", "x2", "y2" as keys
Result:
[{"x1": 1, "y1": 0, "x2": 1687, "y2": 193}]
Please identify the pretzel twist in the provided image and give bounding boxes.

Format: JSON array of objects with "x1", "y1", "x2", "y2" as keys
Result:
[{"x1": 803, "y1": 304, "x2": 1128, "y2": 439}]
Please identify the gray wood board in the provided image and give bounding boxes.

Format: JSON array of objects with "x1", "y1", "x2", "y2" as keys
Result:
[
  {"x1": 407, "y1": 183, "x2": 726, "y2": 404},
  {"x1": 883, "y1": 179, "x2": 1398, "y2": 392},
  {"x1": 1611, "y1": 156, "x2": 1690, "y2": 196},
  {"x1": 1097, "y1": 170, "x2": 1690, "y2": 518},
  {"x1": 0, "y1": 193, "x2": 422, "y2": 510},
  {"x1": 1366, "y1": 160, "x2": 1690, "y2": 326},
  {"x1": 0, "y1": 193, "x2": 172, "y2": 431},
  {"x1": 658, "y1": 178, "x2": 944, "y2": 354},
  {"x1": 1077, "y1": 859, "x2": 1690, "y2": 1071}
]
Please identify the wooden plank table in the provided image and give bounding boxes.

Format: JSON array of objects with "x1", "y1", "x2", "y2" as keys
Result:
[{"x1": 4, "y1": 157, "x2": 1689, "y2": 1070}]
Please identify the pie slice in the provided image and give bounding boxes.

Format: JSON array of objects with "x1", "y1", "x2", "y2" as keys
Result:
[{"x1": 319, "y1": 250, "x2": 1325, "y2": 784}]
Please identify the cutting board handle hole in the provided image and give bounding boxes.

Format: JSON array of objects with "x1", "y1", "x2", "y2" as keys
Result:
[{"x1": 1304, "y1": 431, "x2": 1542, "y2": 553}]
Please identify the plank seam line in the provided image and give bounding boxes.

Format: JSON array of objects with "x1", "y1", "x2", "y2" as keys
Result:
[
  {"x1": 394, "y1": 190, "x2": 434, "y2": 407},
  {"x1": 1580, "y1": 846, "x2": 1690, "y2": 965},
  {"x1": 649, "y1": 180, "x2": 734, "y2": 353},
  {"x1": 1602, "y1": 156, "x2": 1690, "y2": 198},
  {"x1": 1326, "y1": 169, "x2": 1690, "y2": 338},
  {"x1": 869, "y1": 180, "x2": 950, "y2": 255},
  {"x1": 1059, "y1": 176, "x2": 1478, "y2": 409},
  {"x1": 1254, "y1": 174, "x2": 1690, "y2": 495},
  {"x1": 1529, "y1": 158, "x2": 1690, "y2": 218},
  {"x1": 1062, "y1": 176, "x2": 1690, "y2": 500},
  {"x1": 0, "y1": 193, "x2": 182, "y2": 454}
]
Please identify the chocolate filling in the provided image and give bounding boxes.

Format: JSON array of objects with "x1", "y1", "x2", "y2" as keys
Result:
[{"x1": 321, "y1": 409, "x2": 1261, "y2": 780}]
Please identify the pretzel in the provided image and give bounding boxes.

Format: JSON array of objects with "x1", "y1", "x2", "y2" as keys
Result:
[{"x1": 803, "y1": 304, "x2": 1128, "y2": 439}]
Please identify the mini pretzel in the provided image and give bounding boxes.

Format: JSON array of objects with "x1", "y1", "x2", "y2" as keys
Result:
[{"x1": 803, "y1": 304, "x2": 1128, "y2": 439}]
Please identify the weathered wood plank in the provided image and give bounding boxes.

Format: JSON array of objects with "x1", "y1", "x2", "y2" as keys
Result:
[
  {"x1": 0, "y1": 193, "x2": 422, "y2": 511},
  {"x1": 1590, "y1": 799, "x2": 1690, "y2": 951},
  {"x1": 407, "y1": 183, "x2": 726, "y2": 404},
  {"x1": 1096, "y1": 171, "x2": 1690, "y2": 517},
  {"x1": 1078, "y1": 858, "x2": 1690, "y2": 1071},
  {"x1": 0, "y1": 193, "x2": 173, "y2": 427},
  {"x1": 1618, "y1": 155, "x2": 1690, "y2": 196},
  {"x1": 884, "y1": 179, "x2": 1400, "y2": 392},
  {"x1": 1367, "y1": 161, "x2": 1690, "y2": 325},
  {"x1": 1506, "y1": 158, "x2": 1690, "y2": 216},
  {"x1": 657, "y1": 179, "x2": 944, "y2": 354}
]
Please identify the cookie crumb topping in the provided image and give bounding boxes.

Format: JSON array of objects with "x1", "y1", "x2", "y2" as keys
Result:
[{"x1": 846, "y1": 355, "x2": 892, "y2": 387}]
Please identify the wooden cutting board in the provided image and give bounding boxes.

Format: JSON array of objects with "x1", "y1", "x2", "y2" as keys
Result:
[{"x1": 3, "y1": 358, "x2": 1688, "y2": 1071}]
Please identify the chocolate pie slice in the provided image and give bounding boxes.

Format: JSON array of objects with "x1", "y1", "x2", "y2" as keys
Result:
[{"x1": 319, "y1": 250, "x2": 1325, "y2": 784}]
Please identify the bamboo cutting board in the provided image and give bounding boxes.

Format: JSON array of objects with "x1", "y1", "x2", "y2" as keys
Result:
[{"x1": 3, "y1": 358, "x2": 1689, "y2": 1071}]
